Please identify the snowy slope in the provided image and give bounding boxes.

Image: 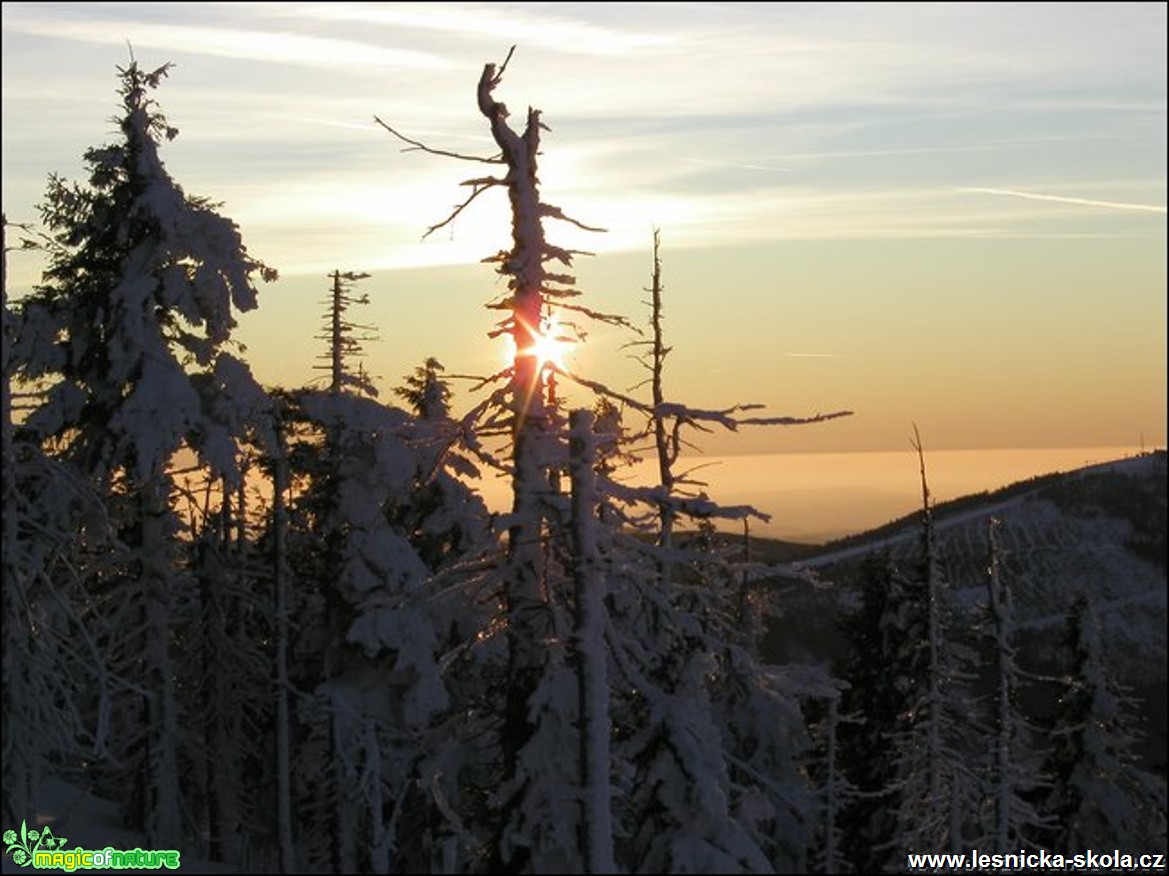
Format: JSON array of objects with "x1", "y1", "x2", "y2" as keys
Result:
[{"x1": 756, "y1": 451, "x2": 1167, "y2": 769}]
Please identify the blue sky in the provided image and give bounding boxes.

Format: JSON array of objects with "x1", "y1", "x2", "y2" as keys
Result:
[{"x1": 3, "y1": 2, "x2": 1165, "y2": 454}]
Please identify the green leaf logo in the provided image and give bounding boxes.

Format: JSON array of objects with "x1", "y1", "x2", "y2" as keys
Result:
[{"x1": 3, "y1": 820, "x2": 68, "y2": 867}]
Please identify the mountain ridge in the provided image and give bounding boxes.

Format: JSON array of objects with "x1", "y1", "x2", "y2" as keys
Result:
[{"x1": 750, "y1": 448, "x2": 1167, "y2": 776}]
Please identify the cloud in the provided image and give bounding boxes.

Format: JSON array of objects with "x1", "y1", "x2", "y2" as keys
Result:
[
  {"x1": 957, "y1": 187, "x2": 1166, "y2": 214},
  {"x1": 272, "y1": 2, "x2": 675, "y2": 56},
  {"x1": 1, "y1": 7, "x2": 451, "y2": 71},
  {"x1": 682, "y1": 158, "x2": 791, "y2": 173}
]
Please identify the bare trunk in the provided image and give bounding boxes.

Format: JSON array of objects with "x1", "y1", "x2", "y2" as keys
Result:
[
  {"x1": 913, "y1": 426, "x2": 943, "y2": 803},
  {"x1": 272, "y1": 417, "x2": 296, "y2": 871},
  {"x1": 570, "y1": 410, "x2": 615, "y2": 873},
  {"x1": 330, "y1": 271, "x2": 343, "y2": 394},
  {"x1": 648, "y1": 230, "x2": 675, "y2": 553},
  {"x1": 142, "y1": 471, "x2": 181, "y2": 849},
  {"x1": 199, "y1": 493, "x2": 244, "y2": 864},
  {"x1": 476, "y1": 58, "x2": 556, "y2": 832},
  {"x1": 986, "y1": 518, "x2": 1012, "y2": 850}
]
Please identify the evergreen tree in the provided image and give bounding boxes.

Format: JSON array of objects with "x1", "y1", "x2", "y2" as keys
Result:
[
  {"x1": 12, "y1": 58, "x2": 275, "y2": 848},
  {"x1": 836, "y1": 551, "x2": 913, "y2": 872},
  {"x1": 1036, "y1": 595, "x2": 1167, "y2": 850},
  {"x1": 392, "y1": 358, "x2": 487, "y2": 571},
  {"x1": 315, "y1": 269, "x2": 378, "y2": 398},
  {"x1": 836, "y1": 436, "x2": 981, "y2": 871},
  {"x1": 396, "y1": 356, "x2": 451, "y2": 421}
]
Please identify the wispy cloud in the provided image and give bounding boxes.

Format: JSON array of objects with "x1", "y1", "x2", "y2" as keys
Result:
[
  {"x1": 2, "y1": 8, "x2": 450, "y2": 70},
  {"x1": 957, "y1": 187, "x2": 1166, "y2": 214},
  {"x1": 273, "y1": 2, "x2": 675, "y2": 56},
  {"x1": 682, "y1": 158, "x2": 791, "y2": 173}
]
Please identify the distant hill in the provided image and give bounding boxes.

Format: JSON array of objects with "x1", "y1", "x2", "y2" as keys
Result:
[{"x1": 748, "y1": 449, "x2": 1167, "y2": 774}]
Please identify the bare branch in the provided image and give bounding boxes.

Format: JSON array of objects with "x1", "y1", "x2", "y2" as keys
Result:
[
  {"x1": 373, "y1": 115, "x2": 502, "y2": 164},
  {"x1": 496, "y1": 45, "x2": 517, "y2": 79},
  {"x1": 558, "y1": 369, "x2": 654, "y2": 416},
  {"x1": 424, "y1": 179, "x2": 502, "y2": 238},
  {"x1": 540, "y1": 203, "x2": 607, "y2": 233}
]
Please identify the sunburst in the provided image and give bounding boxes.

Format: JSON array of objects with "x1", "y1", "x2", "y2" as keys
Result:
[{"x1": 510, "y1": 314, "x2": 576, "y2": 374}]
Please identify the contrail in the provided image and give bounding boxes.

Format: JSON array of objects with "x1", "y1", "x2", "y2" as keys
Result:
[
  {"x1": 958, "y1": 187, "x2": 1166, "y2": 214},
  {"x1": 684, "y1": 158, "x2": 790, "y2": 172}
]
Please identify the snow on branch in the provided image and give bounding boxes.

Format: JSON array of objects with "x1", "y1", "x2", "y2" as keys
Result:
[
  {"x1": 601, "y1": 478, "x2": 770, "y2": 525},
  {"x1": 736, "y1": 409, "x2": 854, "y2": 427},
  {"x1": 549, "y1": 300, "x2": 635, "y2": 330},
  {"x1": 657, "y1": 401, "x2": 853, "y2": 431},
  {"x1": 560, "y1": 371, "x2": 850, "y2": 441}
]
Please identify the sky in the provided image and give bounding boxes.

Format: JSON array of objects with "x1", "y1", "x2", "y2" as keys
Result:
[{"x1": 2, "y1": 1, "x2": 1166, "y2": 458}]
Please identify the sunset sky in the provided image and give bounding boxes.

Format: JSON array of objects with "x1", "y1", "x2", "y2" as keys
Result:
[{"x1": 3, "y1": 1, "x2": 1165, "y2": 457}]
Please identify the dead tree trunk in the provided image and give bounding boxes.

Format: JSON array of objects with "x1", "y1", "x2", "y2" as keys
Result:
[
  {"x1": 986, "y1": 517, "x2": 1013, "y2": 850},
  {"x1": 912, "y1": 425, "x2": 944, "y2": 804},
  {"x1": 272, "y1": 411, "x2": 296, "y2": 872},
  {"x1": 569, "y1": 410, "x2": 615, "y2": 873},
  {"x1": 647, "y1": 229, "x2": 677, "y2": 551},
  {"x1": 475, "y1": 52, "x2": 558, "y2": 817}
]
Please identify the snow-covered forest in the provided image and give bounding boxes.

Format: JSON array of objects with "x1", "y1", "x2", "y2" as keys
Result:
[{"x1": 3, "y1": 53, "x2": 1165, "y2": 874}]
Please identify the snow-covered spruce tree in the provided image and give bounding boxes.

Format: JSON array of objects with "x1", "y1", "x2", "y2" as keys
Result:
[
  {"x1": 277, "y1": 389, "x2": 465, "y2": 872},
  {"x1": 595, "y1": 492, "x2": 831, "y2": 872},
  {"x1": 836, "y1": 434, "x2": 980, "y2": 871},
  {"x1": 397, "y1": 356, "x2": 452, "y2": 420},
  {"x1": 1034, "y1": 595, "x2": 1167, "y2": 851},
  {"x1": 391, "y1": 357, "x2": 489, "y2": 570},
  {"x1": 12, "y1": 59, "x2": 275, "y2": 849},
  {"x1": 836, "y1": 551, "x2": 914, "y2": 872},
  {"x1": 263, "y1": 348, "x2": 489, "y2": 870}
]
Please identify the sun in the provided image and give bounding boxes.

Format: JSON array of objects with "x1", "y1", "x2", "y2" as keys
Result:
[{"x1": 512, "y1": 314, "x2": 576, "y2": 374}]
